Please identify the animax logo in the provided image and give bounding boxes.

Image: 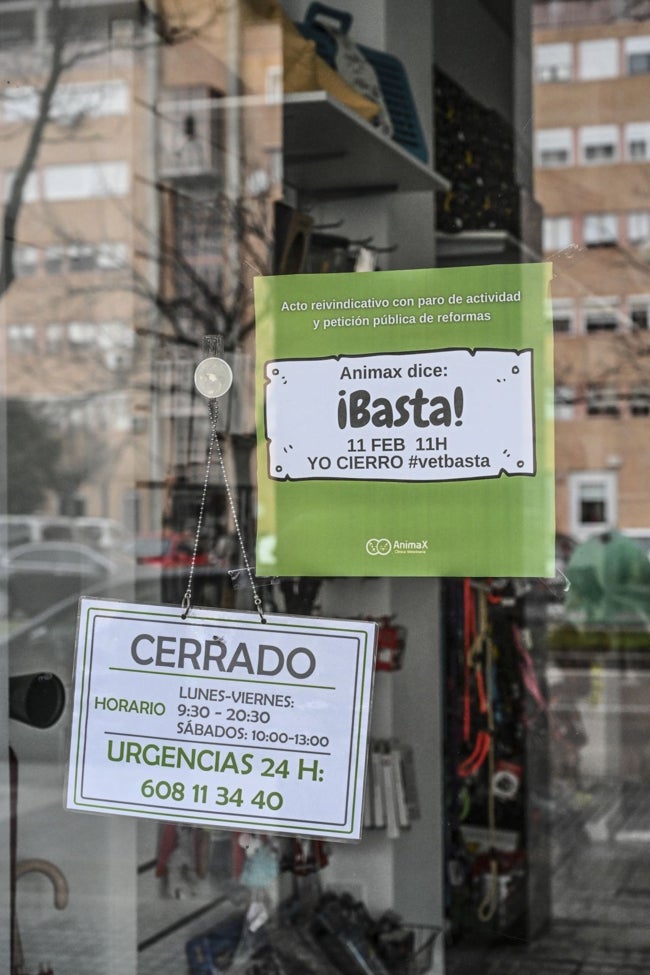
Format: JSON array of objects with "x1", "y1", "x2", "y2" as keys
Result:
[{"x1": 365, "y1": 538, "x2": 429, "y2": 556}]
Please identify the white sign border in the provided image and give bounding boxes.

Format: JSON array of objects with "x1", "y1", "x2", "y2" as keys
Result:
[{"x1": 66, "y1": 599, "x2": 378, "y2": 841}]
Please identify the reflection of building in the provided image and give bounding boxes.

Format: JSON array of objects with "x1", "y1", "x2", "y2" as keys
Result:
[
  {"x1": 149, "y1": 1, "x2": 282, "y2": 551},
  {"x1": 0, "y1": 2, "x2": 149, "y2": 524},
  {"x1": 534, "y1": 0, "x2": 650, "y2": 540},
  {"x1": 0, "y1": 0, "x2": 280, "y2": 543}
]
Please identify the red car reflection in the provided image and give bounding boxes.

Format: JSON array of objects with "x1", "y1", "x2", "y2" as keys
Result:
[{"x1": 135, "y1": 533, "x2": 213, "y2": 603}]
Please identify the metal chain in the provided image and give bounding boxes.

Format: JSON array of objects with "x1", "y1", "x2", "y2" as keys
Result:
[{"x1": 181, "y1": 399, "x2": 266, "y2": 624}]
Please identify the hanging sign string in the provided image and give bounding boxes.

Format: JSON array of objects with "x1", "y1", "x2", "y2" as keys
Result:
[{"x1": 181, "y1": 353, "x2": 266, "y2": 625}]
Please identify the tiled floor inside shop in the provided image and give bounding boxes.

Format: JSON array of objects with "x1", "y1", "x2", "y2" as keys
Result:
[{"x1": 446, "y1": 782, "x2": 650, "y2": 975}]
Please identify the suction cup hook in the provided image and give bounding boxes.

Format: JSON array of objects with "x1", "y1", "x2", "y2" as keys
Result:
[{"x1": 194, "y1": 334, "x2": 233, "y2": 399}]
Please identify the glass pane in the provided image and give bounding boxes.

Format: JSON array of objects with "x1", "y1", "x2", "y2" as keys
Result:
[{"x1": 2, "y1": 1, "x2": 648, "y2": 974}]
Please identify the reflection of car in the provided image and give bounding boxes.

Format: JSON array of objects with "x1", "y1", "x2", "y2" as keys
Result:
[
  {"x1": 0, "y1": 541, "x2": 132, "y2": 618},
  {"x1": 135, "y1": 532, "x2": 204, "y2": 568},
  {"x1": 134, "y1": 533, "x2": 215, "y2": 603}
]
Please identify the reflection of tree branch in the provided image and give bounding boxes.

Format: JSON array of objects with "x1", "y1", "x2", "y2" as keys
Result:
[
  {"x1": 1, "y1": 0, "x2": 231, "y2": 300},
  {"x1": 41, "y1": 173, "x2": 272, "y2": 356},
  {"x1": 1, "y1": 0, "x2": 65, "y2": 297}
]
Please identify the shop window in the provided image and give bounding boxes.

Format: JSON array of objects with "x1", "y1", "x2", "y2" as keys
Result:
[
  {"x1": 535, "y1": 41, "x2": 572, "y2": 81},
  {"x1": 543, "y1": 215, "x2": 573, "y2": 252},
  {"x1": 43, "y1": 161, "x2": 130, "y2": 201},
  {"x1": 625, "y1": 35, "x2": 650, "y2": 75},
  {"x1": 555, "y1": 384, "x2": 575, "y2": 419},
  {"x1": 7, "y1": 323, "x2": 36, "y2": 353},
  {"x1": 586, "y1": 384, "x2": 620, "y2": 415},
  {"x1": 14, "y1": 245, "x2": 38, "y2": 277},
  {"x1": 583, "y1": 212, "x2": 618, "y2": 246},
  {"x1": 569, "y1": 471, "x2": 618, "y2": 540},
  {"x1": 630, "y1": 385, "x2": 650, "y2": 416},
  {"x1": 536, "y1": 128, "x2": 573, "y2": 167},
  {"x1": 580, "y1": 125, "x2": 619, "y2": 164},
  {"x1": 552, "y1": 299, "x2": 575, "y2": 333},
  {"x1": 627, "y1": 211, "x2": 650, "y2": 245},
  {"x1": 578, "y1": 38, "x2": 619, "y2": 80}
]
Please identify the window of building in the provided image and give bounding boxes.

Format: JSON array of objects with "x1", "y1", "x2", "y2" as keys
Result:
[
  {"x1": 583, "y1": 212, "x2": 618, "y2": 246},
  {"x1": 0, "y1": 8, "x2": 34, "y2": 48},
  {"x1": 586, "y1": 384, "x2": 620, "y2": 415},
  {"x1": 3, "y1": 80, "x2": 129, "y2": 122},
  {"x1": 54, "y1": 80, "x2": 129, "y2": 122},
  {"x1": 96, "y1": 242, "x2": 128, "y2": 270},
  {"x1": 267, "y1": 146, "x2": 283, "y2": 186},
  {"x1": 580, "y1": 125, "x2": 619, "y2": 164},
  {"x1": 4, "y1": 169, "x2": 39, "y2": 203},
  {"x1": 45, "y1": 323, "x2": 65, "y2": 354},
  {"x1": 43, "y1": 162, "x2": 129, "y2": 201},
  {"x1": 570, "y1": 472, "x2": 618, "y2": 541},
  {"x1": 68, "y1": 321, "x2": 95, "y2": 348},
  {"x1": 629, "y1": 384, "x2": 650, "y2": 416},
  {"x1": 265, "y1": 65, "x2": 283, "y2": 103},
  {"x1": 584, "y1": 297, "x2": 620, "y2": 332},
  {"x1": 554, "y1": 384, "x2": 575, "y2": 419},
  {"x1": 552, "y1": 299, "x2": 575, "y2": 333},
  {"x1": 625, "y1": 35, "x2": 650, "y2": 75},
  {"x1": 67, "y1": 244, "x2": 96, "y2": 273},
  {"x1": 625, "y1": 122, "x2": 650, "y2": 160},
  {"x1": 629, "y1": 297, "x2": 650, "y2": 329},
  {"x1": 578, "y1": 38, "x2": 619, "y2": 80},
  {"x1": 569, "y1": 471, "x2": 618, "y2": 540},
  {"x1": 7, "y1": 323, "x2": 36, "y2": 353},
  {"x1": 13, "y1": 245, "x2": 38, "y2": 277},
  {"x1": 97, "y1": 321, "x2": 134, "y2": 350},
  {"x1": 543, "y1": 215, "x2": 573, "y2": 252},
  {"x1": 2, "y1": 86, "x2": 39, "y2": 121},
  {"x1": 535, "y1": 128, "x2": 573, "y2": 167},
  {"x1": 44, "y1": 245, "x2": 65, "y2": 274},
  {"x1": 627, "y1": 211, "x2": 650, "y2": 245},
  {"x1": 535, "y1": 42, "x2": 572, "y2": 82}
]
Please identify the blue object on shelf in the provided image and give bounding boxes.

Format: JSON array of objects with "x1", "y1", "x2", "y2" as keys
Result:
[{"x1": 296, "y1": 2, "x2": 429, "y2": 163}]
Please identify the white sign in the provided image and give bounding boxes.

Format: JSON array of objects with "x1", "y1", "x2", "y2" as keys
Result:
[
  {"x1": 264, "y1": 348, "x2": 535, "y2": 481},
  {"x1": 66, "y1": 600, "x2": 377, "y2": 841}
]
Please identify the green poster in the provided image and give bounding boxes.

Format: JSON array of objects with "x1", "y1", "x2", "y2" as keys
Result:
[{"x1": 254, "y1": 263, "x2": 554, "y2": 578}]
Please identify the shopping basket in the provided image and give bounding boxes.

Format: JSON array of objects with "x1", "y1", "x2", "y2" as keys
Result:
[{"x1": 295, "y1": 2, "x2": 429, "y2": 162}]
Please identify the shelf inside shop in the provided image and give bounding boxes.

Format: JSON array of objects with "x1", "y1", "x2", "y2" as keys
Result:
[
  {"x1": 435, "y1": 229, "x2": 525, "y2": 260},
  {"x1": 283, "y1": 91, "x2": 450, "y2": 197}
]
